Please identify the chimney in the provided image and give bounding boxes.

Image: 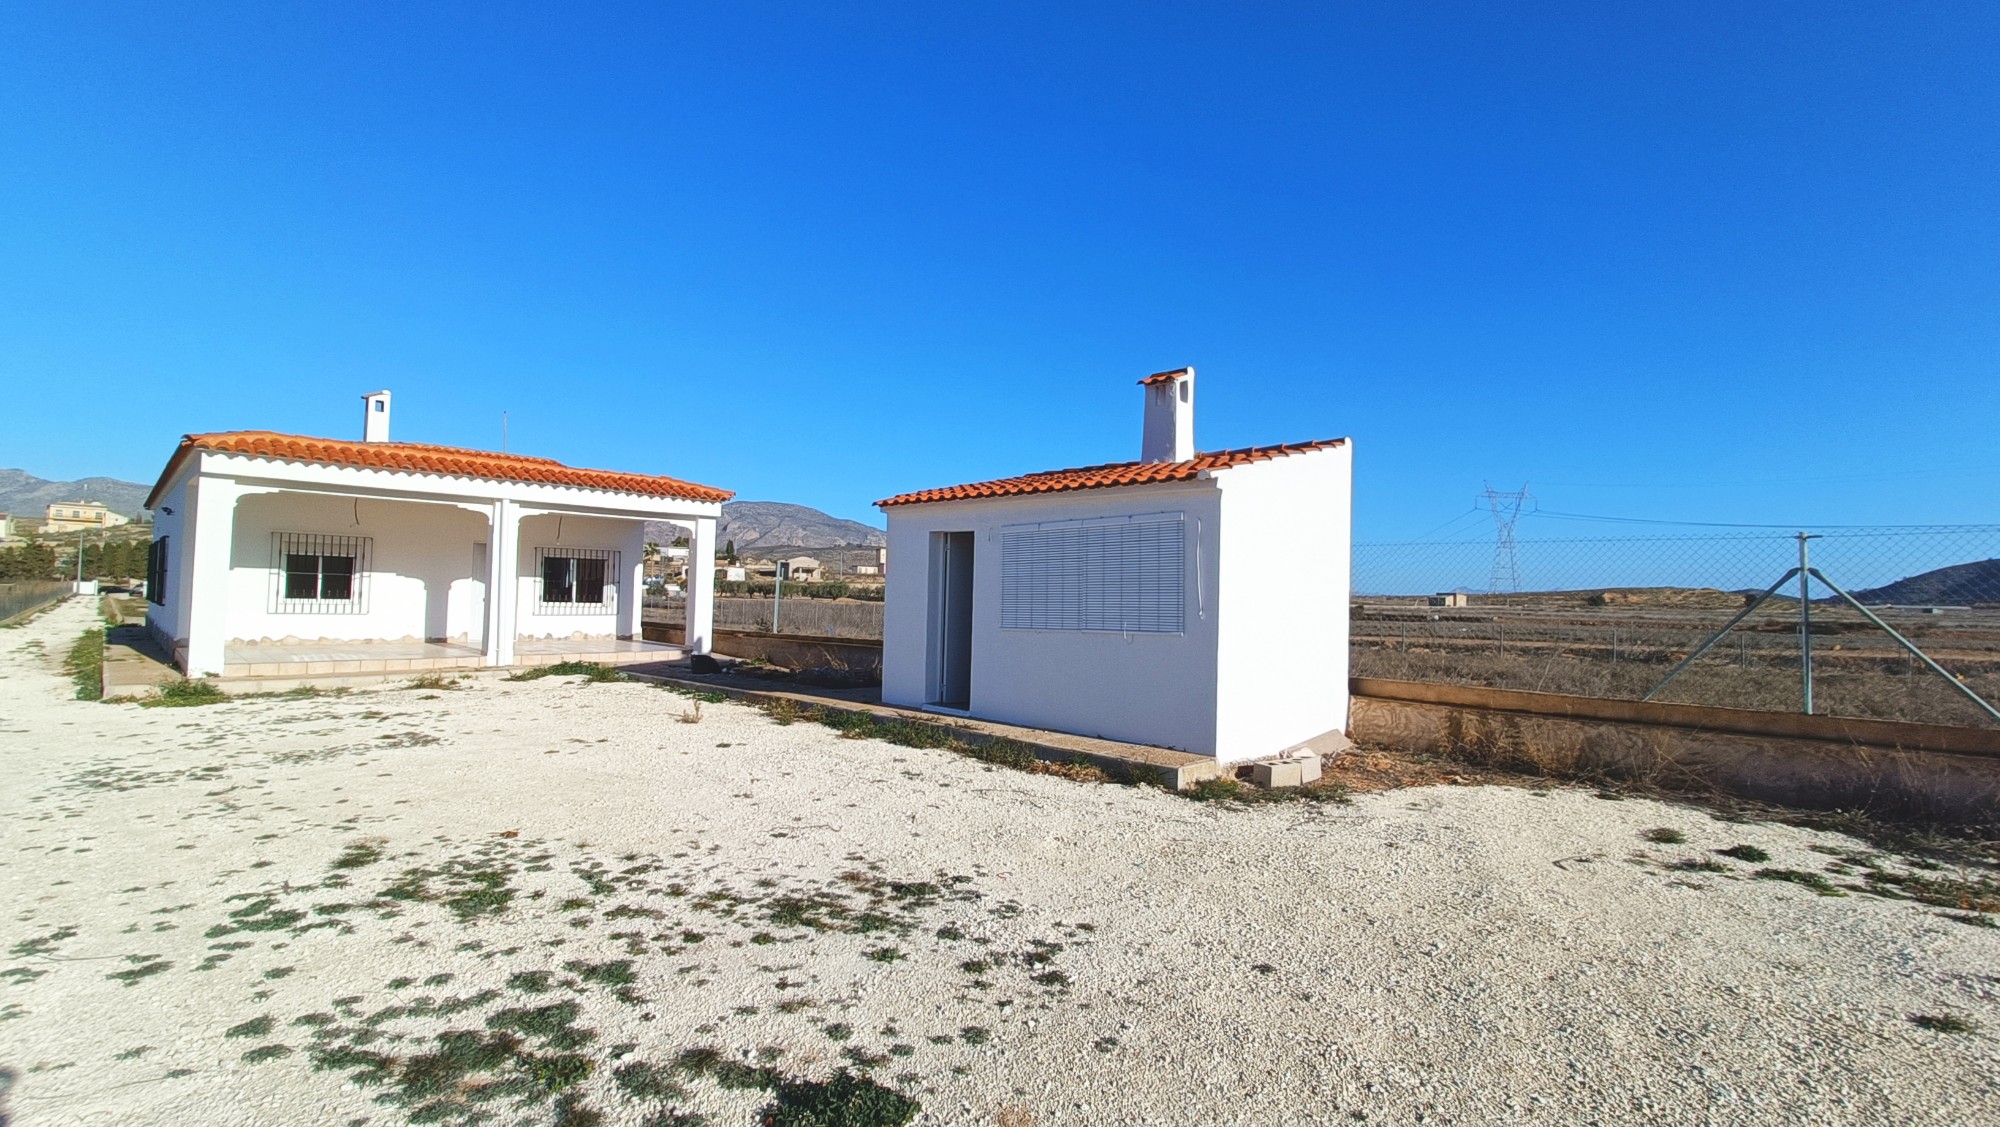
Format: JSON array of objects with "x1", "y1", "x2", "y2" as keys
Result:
[
  {"x1": 361, "y1": 390, "x2": 391, "y2": 442},
  {"x1": 1139, "y1": 367, "x2": 1194, "y2": 463}
]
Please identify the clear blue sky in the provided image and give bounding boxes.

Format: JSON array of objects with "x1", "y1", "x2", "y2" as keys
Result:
[{"x1": 4, "y1": 2, "x2": 1996, "y2": 540}]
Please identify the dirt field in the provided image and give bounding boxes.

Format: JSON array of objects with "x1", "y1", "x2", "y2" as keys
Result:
[
  {"x1": 3, "y1": 598, "x2": 1998, "y2": 1126},
  {"x1": 1353, "y1": 594, "x2": 2000, "y2": 728}
]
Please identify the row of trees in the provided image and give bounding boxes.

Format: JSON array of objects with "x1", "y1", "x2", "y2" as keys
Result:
[{"x1": 0, "y1": 539, "x2": 151, "y2": 581}]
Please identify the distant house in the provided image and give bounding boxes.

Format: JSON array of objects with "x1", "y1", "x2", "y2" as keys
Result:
[
  {"x1": 877, "y1": 367, "x2": 1352, "y2": 764},
  {"x1": 1428, "y1": 592, "x2": 1469, "y2": 608},
  {"x1": 782, "y1": 556, "x2": 823, "y2": 582},
  {"x1": 43, "y1": 500, "x2": 130, "y2": 534},
  {"x1": 143, "y1": 390, "x2": 730, "y2": 679},
  {"x1": 719, "y1": 566, "x2": 748, "y2": 582},
  {"x1": 0, "y1": 513, "x2": 15, "y2": 543}
]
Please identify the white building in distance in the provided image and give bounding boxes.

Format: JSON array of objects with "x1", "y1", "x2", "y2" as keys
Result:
[
  {"x1": 143, "y1": 391, "x2": 729, "y2": 679},
  {"x1": 877, "y1": 367, "x2": 1352, "y2": 764}
]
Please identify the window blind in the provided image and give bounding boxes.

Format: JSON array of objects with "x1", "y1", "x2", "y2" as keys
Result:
[{"x1": 1000, "y1": 512, "x2": 1185, "y2": 633}]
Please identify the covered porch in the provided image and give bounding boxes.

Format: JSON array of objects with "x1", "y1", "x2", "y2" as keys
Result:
[{"x1": 167, "y1": 471, "x2": 722, "y2": 678}]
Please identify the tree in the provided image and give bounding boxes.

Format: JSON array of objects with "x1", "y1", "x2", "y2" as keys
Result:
[{"x1": 724, "y1": 539, "x2": 737, "y2": 562}]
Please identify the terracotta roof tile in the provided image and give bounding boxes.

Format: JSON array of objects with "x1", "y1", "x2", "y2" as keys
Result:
[
  {"x1": 875, "y1": 438, "x2": 1346, "y2": 508},
  {"x1": 146, "y1": 431, "x2": 731, "y2": 508},
  {"x1": 1138, "y1": 367, "x2": 1192, "y2": 386}
]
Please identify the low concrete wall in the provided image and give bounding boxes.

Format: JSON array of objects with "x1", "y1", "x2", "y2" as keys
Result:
[
  {"x1": 1350, "y1": 678, "x2": 2000, "y2": 826},
  {"x1": 643, "y1": 623, "x2": 883, "y2": 673}
]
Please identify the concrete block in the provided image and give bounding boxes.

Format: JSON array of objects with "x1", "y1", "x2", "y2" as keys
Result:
[{"x1": 1250, "y1": 753, "x2": 1322, "y2": 789}]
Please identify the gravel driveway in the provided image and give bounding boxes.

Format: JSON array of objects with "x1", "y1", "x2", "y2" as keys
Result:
[{"x1": 2, "y1": 598, "x2": 1995, "y2": 1126}]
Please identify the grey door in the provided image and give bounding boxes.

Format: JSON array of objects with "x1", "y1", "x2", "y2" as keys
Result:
[{"x1": 929, "y1": 531, "x2": 974, "y2": 708}]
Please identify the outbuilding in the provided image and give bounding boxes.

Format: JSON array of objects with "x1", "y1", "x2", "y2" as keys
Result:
[
  {"x1": 876, "y1": 368, "x2": 1352, "y2": 764},
  {"x1": 143, "y1": 391, "x2": 729, "y2": 680}
]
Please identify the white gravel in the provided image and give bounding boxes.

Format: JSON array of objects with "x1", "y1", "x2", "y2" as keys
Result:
[{"x1": 2, "y1": 597, "x2": 1996, "y2": 1127}]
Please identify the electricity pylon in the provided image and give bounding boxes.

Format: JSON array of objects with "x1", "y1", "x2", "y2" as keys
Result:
[{"x1": 1480, "y1": 483, "x2": 1531, "y2": 594}]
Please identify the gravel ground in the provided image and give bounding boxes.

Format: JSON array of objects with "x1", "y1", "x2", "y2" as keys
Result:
[{"x1": 2, "y1": 598, "x2": 1996, "y2": 1127}]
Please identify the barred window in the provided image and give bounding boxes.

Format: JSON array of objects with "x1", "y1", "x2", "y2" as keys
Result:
[
  {"x1": 270, "y1": 533, "x2": 370, "y2": 614},
  {"x1": 1000, "y1": 512, "x2": 1185, "y2": 634},
  {"x1": 538, "y1": 548, "x2": 618, "y2": 614}
]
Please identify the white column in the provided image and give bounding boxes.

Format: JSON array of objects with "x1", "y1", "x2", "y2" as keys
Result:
[
  {"x1": 618, "y1": 522, "x2": 646, "y2": 641},
  {"x1": 686, "y1": 514, "x2": 717, "y2": 655},
  {"x1": 484, "y1": 499, "x2": 520, "y2": 667},
  {"x1": 181, "y1": 475, "x2": 241, "y2": 678}
]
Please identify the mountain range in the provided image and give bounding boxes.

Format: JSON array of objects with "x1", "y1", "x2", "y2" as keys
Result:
[
  {"x1": 0, "y1": 470, "x2": 152, "y2": 520},
  {"x1": 1849, "y1": 559, "x2": 2000, "y2": 606}
]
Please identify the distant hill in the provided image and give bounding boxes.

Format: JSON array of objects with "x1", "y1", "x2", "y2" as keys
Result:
[
  {"x1": 717, "y1": 502, "x2": 885, "y2": 550},
  {"x1": 1850, "y1": 559, "x2": 2000, "y2": 606},
  {"x1": 0, "y1": 469, "x2": 151, "y2": 520},
  {"x1": 644, "y1": 501, "x2": 885, "y2": 555}
]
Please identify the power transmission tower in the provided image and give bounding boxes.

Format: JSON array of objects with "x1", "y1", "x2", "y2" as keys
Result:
[{"x1": 1480, "y1": 483, "x2": 1531, "y2": 594}]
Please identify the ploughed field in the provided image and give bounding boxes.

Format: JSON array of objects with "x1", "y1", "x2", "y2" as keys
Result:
[
  {"x1": 2, "y1": 598, "x2": 1997, "y2": 1127},
  {"x1": 1353, "y1": 595, "x2": 2000, "y2": 728}
]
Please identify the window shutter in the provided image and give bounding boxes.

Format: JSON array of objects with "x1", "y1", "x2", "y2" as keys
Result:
[{"x1": 1000, "y1": 512, "x2": 1185, "y2": 634}]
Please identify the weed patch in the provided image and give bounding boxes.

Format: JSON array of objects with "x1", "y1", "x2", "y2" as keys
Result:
[
  {"x1": 757, "y1": 1068, "x2": 920, "y2": 1127},
  {"x1": 1753, "y1": 868, "x2": 1846, "y2": 896},
  {"x1": 1717, "y1": 844, "x2": 1770, "y2": 863},
  {"x1": 1911, "y1": 1013, "x2": 1980, "y2": 1034},
  {"x1": 66, "y1": 628, "x2": 103, "y2": 700},
  {"x1": 143, "y1": 678, "x2": 227, "y2": 708},
  {"x1": 507, "y1": 662, "x2": 626, "y2": 683}
]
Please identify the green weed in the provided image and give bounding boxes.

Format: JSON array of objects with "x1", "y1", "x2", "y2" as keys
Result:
[{"x1": 143, "y1": 679, "x2": 227, "y2": 708}]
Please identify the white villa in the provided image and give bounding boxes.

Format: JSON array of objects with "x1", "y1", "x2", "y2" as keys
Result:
[
  {"x1": 143, "y1": 391, "x2": 728, "y2": 680},
  {"x1": 877, "y1": 367, "x2": 1353, "y2": 764}
]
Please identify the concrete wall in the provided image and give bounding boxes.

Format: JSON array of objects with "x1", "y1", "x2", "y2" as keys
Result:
[
  {"x1": 1212, "y1": 444, "x2": 1353, "y2": 761},
  {"x1": 1350, "y1": 679, "x2": 2000, "y2": 827},
  {"x1": 883, "y1": 482, "x2": 1225, "y2": 756}
]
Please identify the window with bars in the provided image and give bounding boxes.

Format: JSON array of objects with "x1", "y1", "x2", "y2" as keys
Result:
[
  {"x1": 1000, "y1": 512, "x2": 1186, "y2": 634},
  {"x1": 537, "y1": 548, "x2": 618, "y2": 614},
  {"x1": 270, "y1": 533, "x2": 370, "y2": 614},
  {"x1": 146, "y1": 538, "x2": 168, "y2": 606}
]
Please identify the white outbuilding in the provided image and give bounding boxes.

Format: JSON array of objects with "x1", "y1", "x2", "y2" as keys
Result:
[
  {"x1": 143, "y1": 391, "x2": 729, "y2": 680},
  {"x1": 876, "y1": 367, "x2": 1352, "y2": 764}
]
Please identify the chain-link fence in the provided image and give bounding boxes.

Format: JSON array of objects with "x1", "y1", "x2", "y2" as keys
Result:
[
  {"x1": 0, "y1": 581, "x2": 69, "y2": 623},
  {"x1": 645, "y1": 594, "x2": 884, "y2": 639},
  {"x1": 1353, "y1": 526, "x2": 2000, "y2": 728}
]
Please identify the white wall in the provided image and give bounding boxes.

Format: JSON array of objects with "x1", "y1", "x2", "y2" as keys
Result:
[
  {"x1": 883, "y1": 482, "x2": 1225, "y2": 756},
  {"x1": 514, "y1": 514, "x2": 645, "y2": 639},
  {"x1": 1211, "y1": 444, "x2": 1353, "y2": 761},
  {"x1": 145, "y1": 478, "x2": 189, "y2": 650},
  {"x1": 223, "y1": 492, "x2": 490, "y2": 643}
]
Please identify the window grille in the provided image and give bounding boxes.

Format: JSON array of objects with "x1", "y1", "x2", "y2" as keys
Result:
[
  {"x1": 1000, "y1": 512, "x2": 1185, "y2": 634},
  {"x1": 146, "y1": 537, "x2": 168, "y2": 606},
  {"x1": 537, "y1": 548, "x2": 619, "y2": 615},
  {"x1": 269, "y1": 533, "x2": 371, "y2": 614}
]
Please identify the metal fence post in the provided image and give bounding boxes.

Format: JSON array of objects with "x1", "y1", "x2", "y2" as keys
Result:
[{"x1": 1797, "y1": 532, "x2": 1818, "y2": 715}]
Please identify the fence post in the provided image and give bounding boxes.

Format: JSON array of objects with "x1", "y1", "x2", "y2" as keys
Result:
[{"x1": 1797, "y1": 532, "x2": 1816, "y2": 715}]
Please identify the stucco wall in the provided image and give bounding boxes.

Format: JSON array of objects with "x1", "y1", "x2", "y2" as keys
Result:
[
  {"x1": 224, "y1": 492, "x2": 489, "y2": 643},
  {"x1": 514, "y1": 514, "x2": 645, "y2": 639},
  {"x1": 144, "y1": 478, "x2": 189, "y2": 649},
  {"x1": 883, "y1": 482, "x2": 1224, "y2": 756},
  {"x1": 1211, "y1": 444, "x2": 1353, "y2": 760}
]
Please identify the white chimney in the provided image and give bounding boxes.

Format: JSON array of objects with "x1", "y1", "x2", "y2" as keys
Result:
[
  {"x1": 1139, "y1": 367, "x2": 1194, "y2": 463},
  {"x1": 361, "y1": 390, "x2": 391, "y2": 442}
]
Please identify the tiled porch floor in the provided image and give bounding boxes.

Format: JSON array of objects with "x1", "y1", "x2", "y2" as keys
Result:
[{"x1": 222, "y1": 638, "x2": 683, "y2": 678}]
